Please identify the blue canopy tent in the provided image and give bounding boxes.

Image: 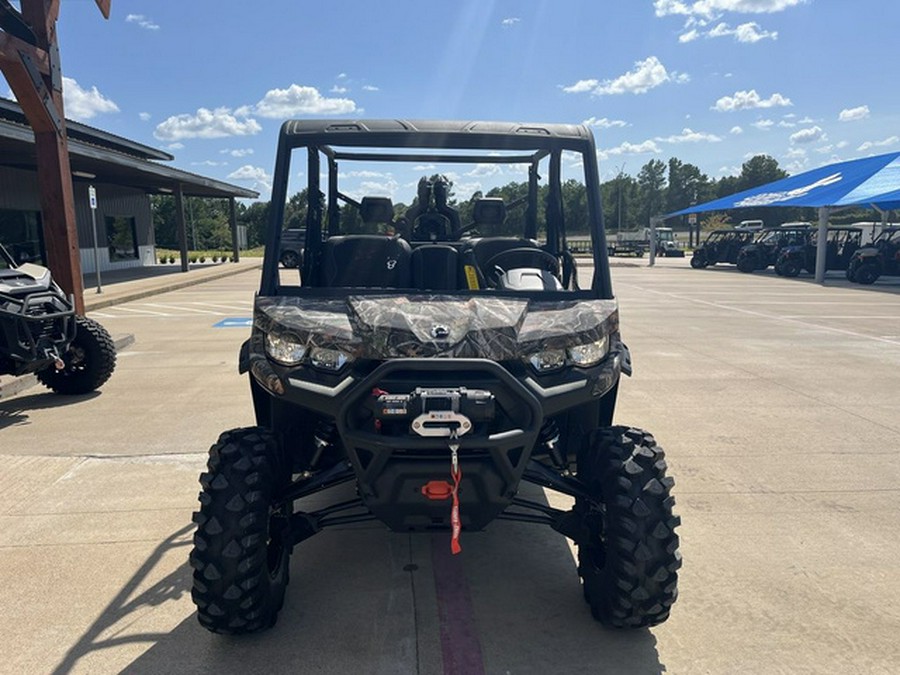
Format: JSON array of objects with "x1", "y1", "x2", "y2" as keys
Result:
[{"x1": 664, "y1": 151, "x2": 900, "y2": 282}]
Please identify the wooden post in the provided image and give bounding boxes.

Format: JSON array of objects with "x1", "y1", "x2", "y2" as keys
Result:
[{"x1": 0, "y1": 1, "x2": 91, "y2": 312}]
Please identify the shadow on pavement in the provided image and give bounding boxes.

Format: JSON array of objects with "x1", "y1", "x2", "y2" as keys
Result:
[
  {"x1": 0, "y1": 390, "x2": 100, "y2": 429},
  {"x1": 88, "y1": 488, "x2": 665, "y2": 674},
  {"x1": 50, "y1": 524, "x2": 194, "y2": 675}
]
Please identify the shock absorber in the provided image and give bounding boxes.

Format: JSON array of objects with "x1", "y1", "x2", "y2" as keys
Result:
[
  {"x1": 539, "y1": 419, "x2": 568, "y2": 472},
  {"x1": 309, "y1": 420, "x2": 338, "y2": 471}
]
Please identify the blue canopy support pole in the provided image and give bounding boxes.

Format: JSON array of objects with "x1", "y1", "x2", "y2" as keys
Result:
[{"x1": 814, "y1": 206, "x2": 830, "y2": 284}]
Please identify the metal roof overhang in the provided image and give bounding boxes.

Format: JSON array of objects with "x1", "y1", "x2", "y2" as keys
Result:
[{"x1": 0, "y1": 119, "x2": 258, "y2": 199}]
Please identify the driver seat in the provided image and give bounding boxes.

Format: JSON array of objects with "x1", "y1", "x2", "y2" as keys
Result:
[{"x1": 464, "y1": 198, "x2": 539, "y2": 279}]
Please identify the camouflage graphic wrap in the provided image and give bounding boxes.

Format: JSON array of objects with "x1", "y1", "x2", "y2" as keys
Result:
[{"x1": 253, "y1": 295, "x2": 618, "y2": 361}]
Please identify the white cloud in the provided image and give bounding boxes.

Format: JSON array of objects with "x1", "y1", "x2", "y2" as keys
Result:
[
  {"x1": 790, "y1": 125, "x2": 825, "y2": 144},
  {"x1": 679, "y1": 29, "x2": 700, "y2": 42},
  {"x1": 857, "y1": 136, "x2": 899, "y2": 152},
  {"x1": 751, "y1": 119, "x2": 774, "y2": 130},
  {"x1": 227, "y1": 165, "x2": 273, "y2": 195},
  {"x1": 412, "y1": 164, "x2": 436, "y2": 171},
  {"x1": 362, "y1": 85, "x2": 380, "y2": 92},
  {"x1": 784, "y1": 147, "x2": 806, "y2": 158},
  {"x1": 220, "y1": 148, "x2": 254, "y2": 157},
  {"x1": 165, "y1": 142, "x2": 184, "y2": 150},
  {"x1": 777, "y1": 120, "x2": 796, "y2": 128},
  {"x1": 654, "y1": 0, "x2": 806, "y2": 19},
  {"x1": 250, "y1": 84, "x2": 357, "y2": 117},
  {"x1": 139, "y1": 112, "x2": 151, "y2": 121},
  {"x1": 562, "y1": 79, "x2": 599, "y2": 94},
  {"x1": 707, "y1": 21, "x2": 777, "y2": 41},
  {"x1": 337, "y1": 73, "x2": 348, "y2": 80},
  {"x1": 597, "y1": 139, "x2": 661, "y2": 161},
  {"x1": 838, "y1": 105, "x2": 870, "y2": 122},
  {"x1": 154, "y1": 107, "x2": 261, "y2": 141},
  {"x1": 583, "y1": 116, "x2": 629, "y2": 129},
  {"x1": 563, "y1": 57, "x2": 687, "y2": 97},
  {"x1": 712, "y1": 89, "x2": 792, "y2": 111},
  {"x1": 62, "y1": 77, "x2": 119, "y2": 121},
  {"x1": 656, "y1": 127, "x2": 723, "y2": 143},
  {"x1": 125, "y1": 14, "x2": 159, "y2": 30},
  {"x1": 331, "y1": 85, "x2": 348, "y2": 94},
  {"x1": 501, "y1": 17, "x2": 521, "y2": 26},
  {"x1": 342, "y1": 170, "x2": 387, "y2": 178},
  {"x1": 730, "y1": 125, "x2": 743, "y2": 134},
  {"x1": 191, "y1": 160, "x2": 227, "y2": 167},
  {"x1": 467, "y1": 164, "x2": 502, "y2": 177}
]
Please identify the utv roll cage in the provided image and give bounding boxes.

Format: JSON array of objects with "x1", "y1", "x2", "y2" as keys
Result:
[{"x1": 259, "y1": 120, "x2": 613, "y2": 300}]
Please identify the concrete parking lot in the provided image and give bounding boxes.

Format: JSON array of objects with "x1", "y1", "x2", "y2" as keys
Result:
[{"x1": 1, "y1": 259, "x2": 898, "y2": 674}]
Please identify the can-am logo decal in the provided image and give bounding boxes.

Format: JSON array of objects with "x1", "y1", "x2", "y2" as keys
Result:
[
  {"x1": 735, "y1": 172, "x2": 843, "y2": 207},
  {"x1": 386, "y1": 259, "x2": 397, "y2": 270},
  {"x1": 431, "y1": 324, "x2": 450, "y2": 339}
]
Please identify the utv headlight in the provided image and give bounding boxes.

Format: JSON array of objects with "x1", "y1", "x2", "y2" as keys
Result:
[
  {"x1": 309, "y1": 347, "x2": 354, "y2": 371},
  {"x1": 527, "y1": 349, "x2": 567, "y2": 372},
  {"x1": 567, "y1": 336, "x2": 609, "y2": 368},
  {"x1": 265, "y1": 331, "x2": 307, "y2": 365}
]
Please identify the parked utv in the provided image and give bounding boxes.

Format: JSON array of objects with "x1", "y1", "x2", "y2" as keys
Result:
[
  {"x1": 774, "y1": 227, "x2": 862, "y2": 277},
  {"x1": 189, "y1": 120, "x2": 681, "y2": 635},
  {"x1": 0, "y1": 244, "x2": 116, "y2": 394},
  {"x1": 690, "y1": 229, "x2": 755, "y2": 269},
  {"x1": 847, "y1": 227, "x2": 900, "y2": 284},
  {"x1": 736, "y1": 225, "x2": 812, "y2": 273}
]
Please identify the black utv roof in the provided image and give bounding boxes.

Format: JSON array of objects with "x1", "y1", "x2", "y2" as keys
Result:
[{"x1": 279, "y1": 119, "x2": 593, "y2": 151}]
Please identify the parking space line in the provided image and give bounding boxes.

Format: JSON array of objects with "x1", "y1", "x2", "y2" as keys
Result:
[
  {"x1": 143, "y1": 303, "x2": 227, "y2": 315},
  {"x1": 622, "y1": 282, "x2": 900, "y2": 347},
  {"x1": 114, "y1": 307, "x2": 173, "y2": 316}
]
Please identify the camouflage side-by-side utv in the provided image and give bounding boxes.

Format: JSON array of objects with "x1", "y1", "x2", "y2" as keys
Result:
[{"x1": 190, "y1": 120, "x2": 681, "y2": 634}]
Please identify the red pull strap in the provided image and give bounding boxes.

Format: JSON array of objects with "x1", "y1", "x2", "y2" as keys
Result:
[{"x1": 450, "y1": 464, "x2": 462, "y2": 555}]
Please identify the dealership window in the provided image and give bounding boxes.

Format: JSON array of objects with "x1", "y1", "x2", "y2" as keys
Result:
[
  {"x1": 106, "y1": 215, "x2": 138, "y2": 261},
  {"x1": 0, "y1": 208, "x2": 44, "y2": 264}
]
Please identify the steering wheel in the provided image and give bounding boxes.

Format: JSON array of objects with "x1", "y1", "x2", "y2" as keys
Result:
[
  {"x1": 484, "y1": 248, "x2": 560, "y2": 286},
  {"x1": 412, "y1": 213, "x2": 450, "y2": 241}
]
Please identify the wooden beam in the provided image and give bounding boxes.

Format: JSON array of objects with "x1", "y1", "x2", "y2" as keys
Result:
[
  {"x1": 0, "y1": 32, "x2": 50, "y2": 73},
  {"x1": 94, "y1": 0, "x2": 111, "y2": 20}
]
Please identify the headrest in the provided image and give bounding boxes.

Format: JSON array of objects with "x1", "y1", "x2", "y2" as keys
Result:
[
  {"x1": 359, "y1": 196, "x2": 394, "y2": 224},
  {"x1": 473, "y1": 198, "x2": 506, "y2": 225}
]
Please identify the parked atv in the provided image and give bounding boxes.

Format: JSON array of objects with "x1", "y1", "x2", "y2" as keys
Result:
[
  {"x1": 691, "y1": 229, "x2": 755, "y2": 269},
  {"x1": 190, "y1": 120, "x2": 681, "y2": 634},
  {"x1": 847, "y1": 227, "x2": 900, "y2": 284},
  {"x1": 736, "y1": 225, "x2": 812, "y2": 273},
  {"x1": 774, "y1": 227, "x2": 862, "y2": 277},
  {"x1": 0, "y1": 244, "x2": 116, "y2": 394}
]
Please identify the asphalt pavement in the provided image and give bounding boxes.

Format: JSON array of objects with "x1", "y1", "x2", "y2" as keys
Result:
[{"x1": 0, "y1": 258, "x2": 898, "y2": 674}]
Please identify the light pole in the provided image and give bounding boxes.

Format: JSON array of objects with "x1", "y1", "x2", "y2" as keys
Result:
[{"x1": 616, "y1": 162, "x2": 626, "y2": 232}]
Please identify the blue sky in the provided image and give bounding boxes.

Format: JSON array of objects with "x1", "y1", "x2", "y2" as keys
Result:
[{"x1": 13, "y1": 0, "x2": 899, "y2": 201}]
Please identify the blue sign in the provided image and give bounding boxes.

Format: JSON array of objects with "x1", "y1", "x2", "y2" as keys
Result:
[{"x1": 213, "y1": 317, "x2": 252, "y2": 328}]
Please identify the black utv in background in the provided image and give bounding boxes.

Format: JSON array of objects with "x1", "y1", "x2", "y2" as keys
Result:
[
  {"x1": 847, "y1": 227, "x2": 900, "y2": 284},
  {"x1": 690, "y1": 229, "x2": 754, "y2": 269},
  {"x1": 774, "y1": 227, "x2": 862, "y2": 277},
  {"x1": 0, "y1": 244, "x2": 116, "y2": 394},
  {"x1": 190, "y1": 120, "x2": 681, "y2": 634},
  {"x1": 736, "y1": 224, "x2": 812, "y2": 273}
]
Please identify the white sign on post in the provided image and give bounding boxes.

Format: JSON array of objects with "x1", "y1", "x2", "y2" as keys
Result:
[{"x1": 88, "y1": 185, "x2": 102, "y2": 293}]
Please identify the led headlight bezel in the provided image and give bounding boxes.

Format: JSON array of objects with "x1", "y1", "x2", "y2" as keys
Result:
[
  {"x1": 264, "y1": 331, "x2": 307, "y2": 366},
  {"x1": 567, "y1": 336, "x2": 610, "y2": 368},
  {"x1": 309, "y1": 346, "x2": 354, "y2": 372}
]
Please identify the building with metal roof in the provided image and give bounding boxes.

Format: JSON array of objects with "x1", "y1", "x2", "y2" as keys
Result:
[{"x1": 0, "y1": 97, "x2": 258, "y2": 271}]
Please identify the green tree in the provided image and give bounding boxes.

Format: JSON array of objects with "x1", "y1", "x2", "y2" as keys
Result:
[{"x1": 637, "y1": 159, "x2": 667, "y2": 226}]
